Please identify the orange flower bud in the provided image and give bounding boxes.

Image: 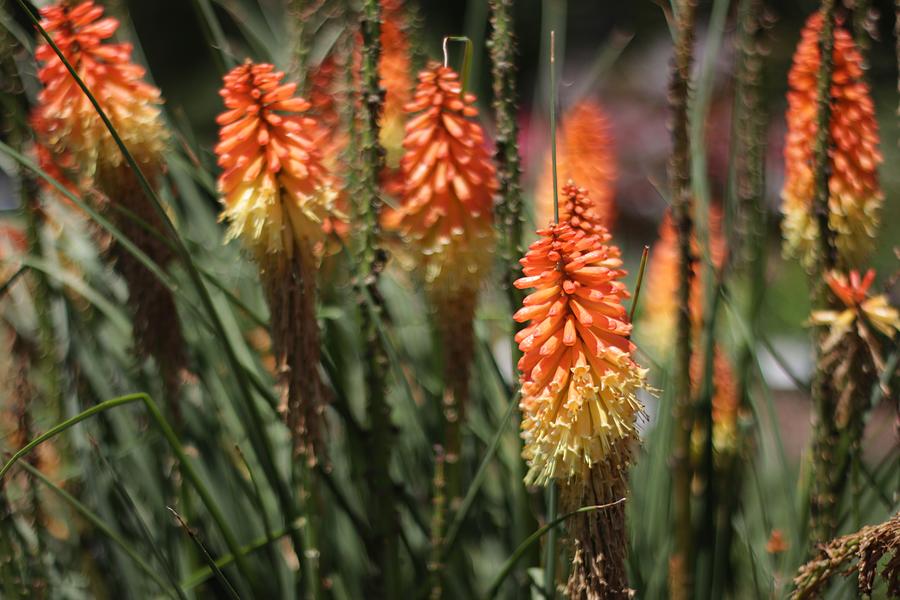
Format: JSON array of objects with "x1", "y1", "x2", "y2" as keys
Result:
[{"x1": 537, "y1": 100, "x2": 616, "y2": 230}]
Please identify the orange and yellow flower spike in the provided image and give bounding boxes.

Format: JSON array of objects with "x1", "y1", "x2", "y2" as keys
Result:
[
  {"x1": 514, "y1": 222, "x2": 645, "y2": 486},
  {"x1": 782, "y1": 11, "x2": 882, "y2": 270},
  {"x1": 385, "y1": 62, "x2": 497, "y2": 292},
  {"x1": 34, "y1": 1, "x2": 168, "y2": 185},
  {"x1": 215, "y1": 61, "x2": 334, "y2": 463},
  {"x1": 33, "y1": 1, "x2": 186, "y2": 399},
  {"x1": 216, "y1": 61, "x2": 338, "y2": 259}
]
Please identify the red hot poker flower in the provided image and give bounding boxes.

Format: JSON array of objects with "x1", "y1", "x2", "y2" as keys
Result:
[
  {"x1": 34, "y1": 1, "x2": 167, "y2": 182},
  {"x1": 514, "y1": 223, "x2": 645, "y2": 485},
  {"x1": 782, "y1": 11, "x2": 882, "y2": 269},
  {"x1": 216, "y1": 61, "x2": 337, "y2": 257},
  {"x1": 385, "y1": 62, "x2": 497, "y2": 289}
]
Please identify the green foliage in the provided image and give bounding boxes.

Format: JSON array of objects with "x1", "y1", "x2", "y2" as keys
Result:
[{"x1": 0, "y1": 1, "x2": 897, "y2": 599}]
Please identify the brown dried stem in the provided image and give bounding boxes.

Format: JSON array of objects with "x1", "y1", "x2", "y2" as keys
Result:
[
  {"x1": 563, "y1": 450, "x2": 633, "y2": 600},
  {"x1": 792, "y1": 512, "x2": 900, "y2": 599}
]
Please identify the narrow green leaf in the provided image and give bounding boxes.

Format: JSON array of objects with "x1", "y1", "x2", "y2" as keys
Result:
[{"x1": 17, "y1": 461, "x2": 179, "y2": 599}]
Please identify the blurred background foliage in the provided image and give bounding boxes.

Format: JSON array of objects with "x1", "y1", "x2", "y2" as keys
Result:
[{"x1": 0, "y1": 0, "x2": 897, "y2": 598}]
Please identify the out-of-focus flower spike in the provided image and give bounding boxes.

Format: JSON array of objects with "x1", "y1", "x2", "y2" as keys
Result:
[
  {"x1": 386, "y1": 62, "x2": 497, "y2": 292},
  {"x1": 781, "y1": 11, "x2": 882, "y2": 270},
  {"x1": 215, "y1": 60, "x2": 335, "y2": 464},
  {"x1": 536, "y1": 100, "x2": 616, "y2": 230},
  {"x1": 34, "y1": 1, "x2": 168, "y2": 185},
  {"x1": 33, "y1": 1, "x2": 186, "y2": 401},
  {"x1": 639, "y1": 206, "x2": 726, "y2": 353},
  {"x1": 378, "y1": 0, "x2": 414, "y2": 166},
  {"x1": 690, "y1": 347, "x2": 741, "y2": 458}
]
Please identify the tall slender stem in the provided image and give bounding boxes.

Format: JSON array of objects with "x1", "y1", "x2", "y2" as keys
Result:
[
  {"x1": 544, "y1": 481, "x2": 559, "y2": 598},
  {"x1": 806, "y1": 0, "x2": 842, "y2": 551},
  {"x1": 488, "y1": 5, "x2": 537, "y2": 587},
  {"x1": 358, "y1": 0, "x2": 399, "y2": 594},
  {"x1": 489, "y1": 0, "x2": 525, "y2": 313},
  {"x1": 667, "y1": 1, "x2": 698, "y2": 597},
  {"x1": 543, "y1": 30, "x2": 560, "y2": 599},
  {"x1": 714, "y1": 0, "x2": 767, "y2": 595},
  {"x1": 550, "y1": 31, "x2": 559, "y2": 224},
  {"x1": 811, "y1": 1, "x2": 838, "y2": 275}
]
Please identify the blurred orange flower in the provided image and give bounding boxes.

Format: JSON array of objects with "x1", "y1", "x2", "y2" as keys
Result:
[
  {"x1": 0, "y1": 224, "x2": 27, "y2": 282},
  {"x1": 640, "y1": 206, "x2": 727, "y2": 353},
  {"x1": 29, "y1": 112, "x2": 78, "y2": 199},
  {"x1": 215, "y1": 61, "x2": 338, "y2": 257},
  {"x1": 690, "y1": 346, "x2": 740, "y2": 455},
  {"x1": 782, "y1": 11, "x2": 882, "y2": 269},
  {"x1": 34, "y1": 1, "x2": 167, "y2": 184},
  {"x1": 306, "y1": 0, "x2": 414, "y2": 235},
  {"x1": 385, "y1": 62, "x2": 497, "y2": 290},
  {"x1": 378, "y1": 1, "x2": 414, "y2": 166},
  {"x1": 308, "y1": 55, "x2": 344, "y2": 136},
  {"x1": 537, "y1": 101, "x2": 616, "y2": 230},
  {"x1": 514, "y1": 223, "x2": 645, "y2": 485},
  {"x1": 766, "y1": 529, "x2": 789, "y2": 554}
]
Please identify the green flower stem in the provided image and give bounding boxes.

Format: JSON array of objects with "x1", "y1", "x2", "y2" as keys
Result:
[{"x1": 358, "y1": 0, "x2": 399, "y2": 594}]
